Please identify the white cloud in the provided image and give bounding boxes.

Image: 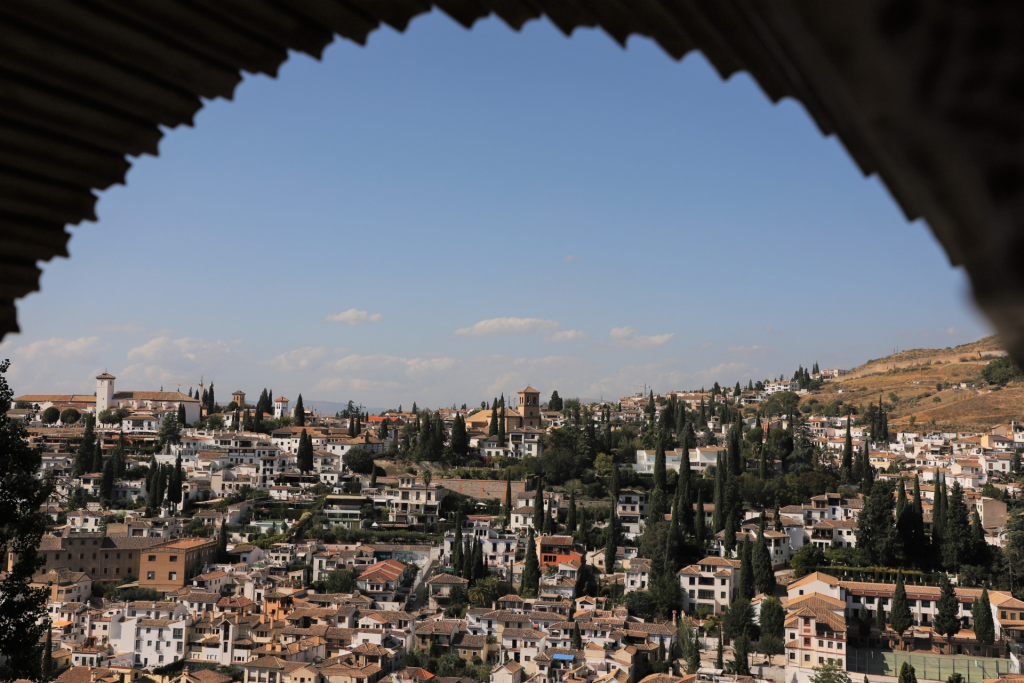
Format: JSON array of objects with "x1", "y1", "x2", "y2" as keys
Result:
[
  {"x1": 263, "y1": 347, "x2": 332, "y2": 372},
  {"x1": 564, "y1": 254, "x2": 576, "y2": 262},
  {"x1": 91, "y1": 323, "x2": 145, "y2": 333},
  {"x1": 921, "y1": 326, "x2": 964, "y2": 338},
  {"x1": 455, "y1": 318, "x2": 561, "y2": 337},
  {"x1": 608, "y1": 326, "x2": 674, "y2": 349},
  {"x1": 8, "y1": 336, "x2": 105, "y2": 362},
  {"x1": 0, "y1": 336, "x2": 109, "y2": 394},
  {"x1": 764, "y1": 325, "x2": 784, "y2": 334},
  {"x1": 545, "y1": 329, "x2": 589, "y2": 342},
  {"x1": 727, "y1": 344, "x2": 773, "y2": 358},
  {"x1": 325, "y1": 309, "x2": 383, "y2": 325},
  {"x1": 454, "y1": 318, "x2": 588, "y2": 342}
]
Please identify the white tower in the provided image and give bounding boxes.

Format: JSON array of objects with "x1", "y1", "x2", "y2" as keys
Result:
[
  {"x1": 274, "y1": 396, "x2": 289, "y2": 419},
  {"x1": 96, "y1": 372, "x2": 116, "y2": 413}
]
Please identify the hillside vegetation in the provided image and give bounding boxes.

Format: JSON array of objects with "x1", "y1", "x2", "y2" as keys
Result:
[{"x1": 800, "y1": 336, "x2": 1023, "y2": 432}]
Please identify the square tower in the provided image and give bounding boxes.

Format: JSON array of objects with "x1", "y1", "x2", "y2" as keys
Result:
[
  {"x1": 96, "y1": 373, "x2": 116, "y2": 413},
  {"x1": 518, "y1": 386, "x2": 540, "y2": 428}
]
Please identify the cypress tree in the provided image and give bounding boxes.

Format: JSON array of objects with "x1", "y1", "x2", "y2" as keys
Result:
[
  {"x1": 43, "y1": 624, "x2": 52, "y2": 679},
  {"x1": 452, "y1": 520, "x2": 463, "y2": 573},
  {"x1": 841, "y1": 418, "x2": 853, "y2": 479},
  {"x1": 567, "y1": 491, "x2": 578, "y2": 533},
  {"x1": 610, "y1": 462, "x2": 621, "y2": 500},
  {"x1": 876, "y1": 598, "x2": 886, "y2": 633},
  {"x1": 653, "y1": 438, "x2": 667, "y2": 491},
  {"x1": 861, "y1": 441, "x2": 873, "y2": 491},
  {"x1": 571, "y1": 623, "x2": 582, "y2": 650},
  {"x1": 217, "y1": 523, "x2": 228, "y2": 562},
  {"x1": 890, "y1": 573, "x2": 913, "y2": 649},
  {"x1": 534, "y1": 478, "x2": 544, "y2": 529},
  {"x1": 294, "y1": 394, "x2": 305, "y2": 426},
  {"x1": 115, "y1": 431, "x2": 126, "y2": 478},
  {"x1": 473, "y1": 538, "x2": 484, "y2": 581},
  {"x1": 897, "y1": 662, "x2": 917, "y2": 683},
  {"x1": 973, "y1": 588, "x2": 995, "y2": 655},
  {"x1": 100, "y1": 456, "x2": 115, "y2": 501},
  {"x1": 716, "y1": 632, "x2": 723, "y2": 669},
  {"x1": 695, "y1": 490, "x2": 707, "y2": 547},
  {"x1": 522, "y1": 527, "x2": 540, "y2": 597},
  {"x1": 91, "y1": 439, "x2": 103, "y2": 474},
  {"x1": 752, "y1": 524, "x2": 776, "y2": 596},
  {"x1": 488, "y1": 399, "x2": 498, "y2": 437},
  {"x1": 177, "y1": 402, "x2": 186, "y2": 425},
  {"x1": 943, "y1": 482, "x2": 971, "y2": 571},
  {"x1": 731, "y1": 632, "x2": 751, "y2": 676},
  {"x1": 169, "y1": 454, "x2": 183, "y2": 511},
  {"x1": 713, "y1": 452, "x2": 725, "y2": 532},
  {"x1": 497, "y1": 399, "x2": 506, "y2": 446},
  {"x1": 605, "y1": 509, "x2": 618, "y2": 572},
  {"x1": 933, "y1": 573, "x2": 960, "y2": 652},
  {"x1": 738, "y1": 537, "x2": 754, "y2": 601},
  {"x1": 543, "y1": 503, "x2": 553, "y2": 536},
  {"x1": 463, "y1": 539, "x2": 474, "y2": 582},
  {"x1": 504, "y1": 470, "x2": 513, "y2": 527}
]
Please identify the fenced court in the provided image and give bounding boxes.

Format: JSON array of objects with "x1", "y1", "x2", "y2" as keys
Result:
[{"x1": 847, "y1": 649, "x2": 1015, "y2": 682}]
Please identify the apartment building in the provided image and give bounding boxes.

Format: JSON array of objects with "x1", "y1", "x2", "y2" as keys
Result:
[
  {"x1": 23, "y1": 532, "x2": 164, "y2": 584},
  {"x1": 677, "y1": 556, "x2": 740, "y2": 615},
  {"x1": 139, "y1": 538, "x2": 218, "y2": 593},
  {"x1": 385, "y1": 476, "x2": 442, "y2": 525}
]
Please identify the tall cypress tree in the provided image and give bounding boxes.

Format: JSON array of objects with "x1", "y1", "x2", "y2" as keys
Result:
[
  {"x1": 695, "y1": 489, "x2": 707, "y2": 547},
  {"x1": 738, "y1": 537, "x2": 754, "y2": 601},
  {"x1": 522, "y1": 527, "x2": 540, "y2": 597},
  {"x1": 653, "y1": 438, "x2": 666, "y2": 491},
  {"x1": 933, "y1": 573, "x2": 960, "y2": 652},
  {"x1": 177, "y1": 402, "x2": 187, "y2": 425},
  {"x1": 890, "y1": 573, "x2": 912, "y2": 649},
  {"x1": 504, "y1": 470, "x2": 513, "y2": 527},
  {"x1": 497, "y1": 399, "x2": 506, "y2": 446},
  {"x1": 293, "y1": 394, "x2": 305, "y2": 426},
  {"x1": 943, "y1": 482, "x2": 972, "y2": 571},
  {"x1": 841, "y1": 418, "x2": 853, "y2": 479},
  {"x1": 567, "y1": 491, "x2": 578, "y2": 533},
  {"x1": 91, "y1": 439, "x2": 103, "y2": 474},
  {"x1": 752, "y1": 524, "x2": 776, "y2": 596},
  {"x1": 610, "y1": 462, "x2": 620, "y2": 500},
  {"x1": 973, "y1": 588, "x2": 995, "y2": 656},
  {"x1": 605, "y1": 509, "x2": 618, "y2": 572},
  {"x1": 713, "y1": 452, "x2": 725, "y2": 533},
  {"x1": 534, "y1": 477, "x2": 544, "y2": 529}
]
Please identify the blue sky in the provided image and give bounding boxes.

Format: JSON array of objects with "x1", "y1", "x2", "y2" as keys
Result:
[{"x1": 2, "y1": 11, "x2": 990, "y2": 408}]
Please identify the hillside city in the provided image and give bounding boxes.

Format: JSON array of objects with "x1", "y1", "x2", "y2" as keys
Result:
[{"x1": 3, "y1": 342, "x2": 1024, "y2": 683}]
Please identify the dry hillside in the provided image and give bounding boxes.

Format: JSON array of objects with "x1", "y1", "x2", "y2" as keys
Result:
[{"x1": 800, "y1": 336, "x2": 1023, "y2": 432}]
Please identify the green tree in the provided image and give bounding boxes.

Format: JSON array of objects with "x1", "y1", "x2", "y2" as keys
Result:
[
  {"x1": 74, "y1": 414, "x2": 96, "y2": 476},
  {"x1": 738, "y1": 538, "x2": 754, "y2": 602},
  {"x1": 981, "y1": 357, "x2": 1022, "y2": 385},
  {"x1": 567, "y1": 491, "x2": 578, "y2": 534},
  {"x1": 972, "y1": 587, "x2": 995, "y2": 656},
  {"x1": 933, "y1": 573, "x2": 960, "y2": 653},
  {"x1": 217, "y1": 523, "x2": 228, "y2": 563},
  {"x1": 177, "y1": 402, "x2": 187, "y2": 425},
  {"x1": 0, "y1": 360, "x2": 52, "y2": 681},
  {"x1": 571, "y1": 622, "x2": 582, "y2": 650},
  {"x1": 521, "y1": 527, "x2": 540, "y2": 598},
  {"x1": 716, "y1": 632, "x2": 723, "y2": 669},
  {"x1": 59, "y1": 408, "x2": 81, "y2": 424},
  {"x1": 729, "y1": 633, "x2": 751, "y2": 676},
  {"x1": 943, "y1": 482, "x2": 973, "y2": 571},
  {"x1": 100, "y1": 456, "x2": 115, "y2": 500},
  {"x1": 168, "y1": 454, "x2": 183, "y2": 511},
  {"x1": 158, "y1": 412, "x2": 181, "y2": 447},
  {"x1": 41, "y1": 406, "x2": 60, "y2": 424},
  {"x1": 450, "y1": 415, "x2": 469, "y2": 459},
  {"x1": 653, "y1": 438, "x2": 667, "y2": 491},
  {"x1": 497, "y1": 399, "x2": 506, "y2": 446},
  {"x1": 897, "y1": 662, "x2": 918, "y2": 683},
  {"x1": 811, "y1": 660, "x2": 852, "y2": 683},
  {"x1": 889, "y1": 573, "x2": 913, "y2": 649},
  {"x1": 604, "y1": 509, "x2": 618, "y2": 572},
  {"x1": 856, "y1": 480, "x2": 895, "y2": 566},
  {"x1": 752, "y1": 526, "x2": 776, "y2": 596},
  {"x1": 325, "y1": 568, "x2": 355, "y2": 593},
  {"x1": 549, "y1": 391, "x2": 563, "y2": 411},
  {"x1": 841, "y1": 419, "x2": 853, "y2": 480},
  {"x1": 297, "y1": 429, "x2": 314, "y2": 473},
  {"x1": 293, "y1": 394, "x2": 305, "y2": 427},
  {"x1": 91, "y1": 439, "x2": 103, "y2": 473},
  {"x1": 760, "y1": 597, "x2": 784, "y2": 639}
]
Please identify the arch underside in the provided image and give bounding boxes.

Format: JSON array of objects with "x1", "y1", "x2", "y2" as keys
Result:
[{"x1": 2, "y1": 0, "x2": 1024, "y2": 359}]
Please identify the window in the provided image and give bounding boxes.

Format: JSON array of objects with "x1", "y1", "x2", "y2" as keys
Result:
[
  {"x1": 804, "y1": 655, "x2": 810, "y2": 662},
  {"x1": 170, "y1": 555, "x2": 178, "y2": 562},
  {"x1": 148, "y1": 555, "x2": 156, "y2": 562},
  {"x1": 147, "y1": 572, "x2": 155, "y2": 580},
  {"x1": 168, "y1": 572, "x2": 177, "y2": 580},
  {"x1": 819, "y1": 658, "x2": 824, "y2": 664},
  {"x1": 697, "y1": 590, "x2": 715, "y2": 600}
]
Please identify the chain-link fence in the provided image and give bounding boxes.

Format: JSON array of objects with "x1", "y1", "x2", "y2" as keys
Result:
[{"x1": 847, "y1": 649, "x2": 1015, "y2": 682}]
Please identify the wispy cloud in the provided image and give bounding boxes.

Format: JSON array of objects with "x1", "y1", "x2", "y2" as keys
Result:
[
  {"x1": 91, "y1": 323, "x2": 145, "y2": 333},
  {"x1": 608, "y1": 326, "x2": 674, "y2": 349},
  {"x1": 727, "y1": 344, "x2": 773, "y2": 358},
  {"x1": 325, "y1": 309, "x2": 383, "y2": 325},
  {"x1": 563, "y1": 254, "x2": 576, "y2": 262},
  {"x1": 263, "y1": 347, "x2": 333, "y2": 372},
  {"x1": 454, "y1": 317, "x2": 587, "y2": 342},
  {"x1": 921, "y1": 326, "x2": 964, "y2": 338},
  {"x1": 764, "y1": 325, "x2": 784, "y2": 334}
]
